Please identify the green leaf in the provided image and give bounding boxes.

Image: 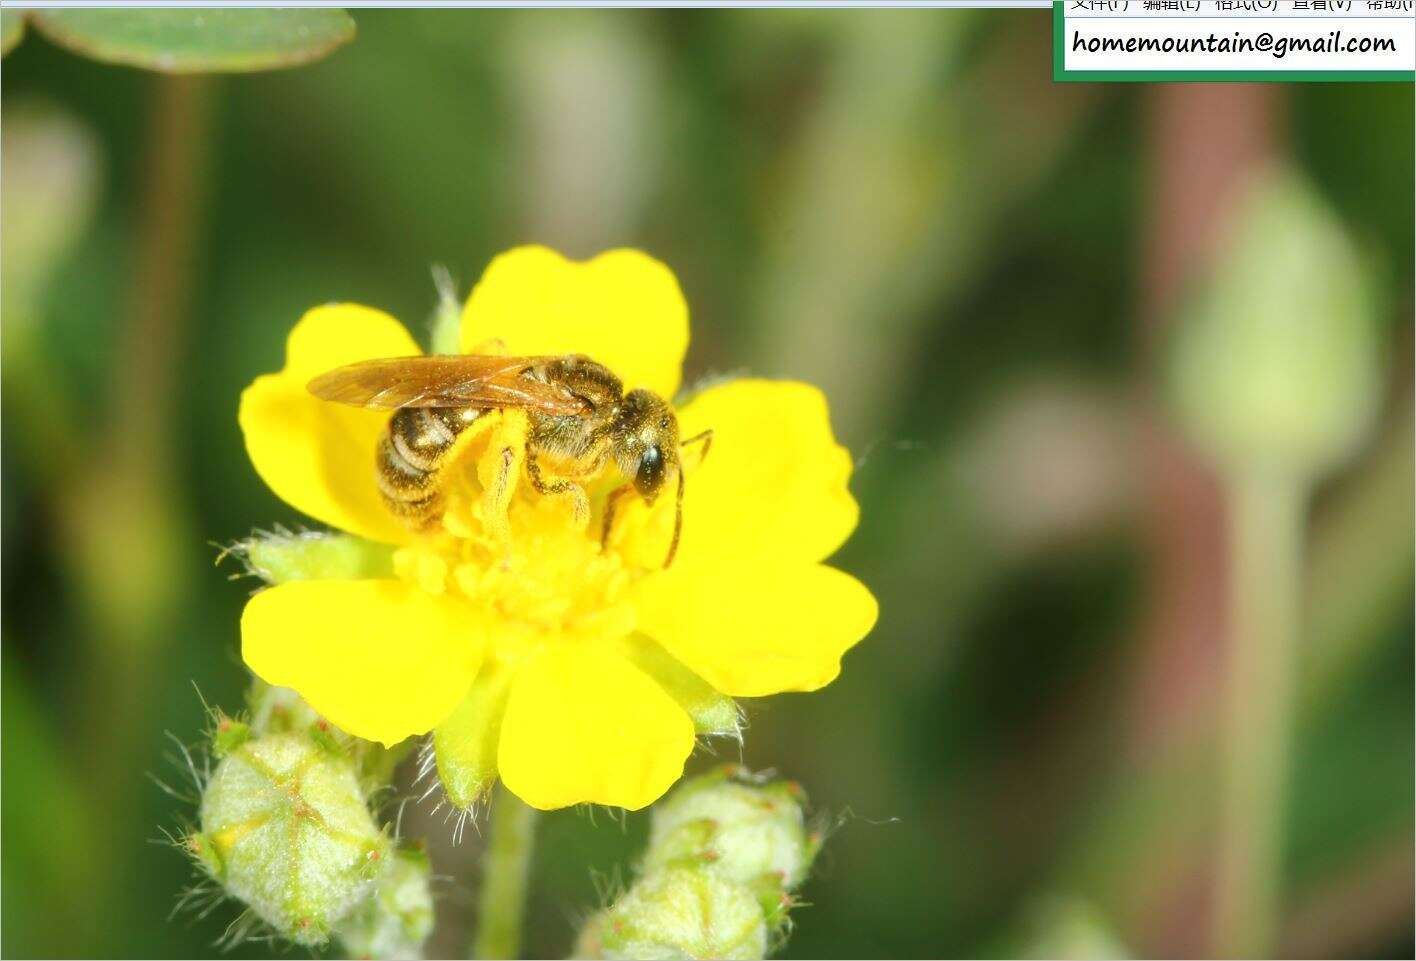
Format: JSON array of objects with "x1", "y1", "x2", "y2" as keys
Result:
[
  {"x1": 1, "y1": 12, "x2": 25, "y2": 57},
  {"x1": 29, "y1": 9, "x2": 355, "y2": 74}
]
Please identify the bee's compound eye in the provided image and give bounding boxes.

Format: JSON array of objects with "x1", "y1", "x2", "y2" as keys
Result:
[{"x1": 635, "y1": 445, "x2": 665, "y2": 499}]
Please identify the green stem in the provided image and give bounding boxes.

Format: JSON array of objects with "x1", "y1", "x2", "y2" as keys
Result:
[
  {"x1": 1213, "y1": 470, "x2": 1305, "y2": 958},
  {"x1": 473, "y1": 785, "x2": 540, "y2": 959}
]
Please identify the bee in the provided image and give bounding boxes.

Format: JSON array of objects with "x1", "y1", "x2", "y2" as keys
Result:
[{"x1": 307, "y1": 353, "x2": 710, "y2": 567}]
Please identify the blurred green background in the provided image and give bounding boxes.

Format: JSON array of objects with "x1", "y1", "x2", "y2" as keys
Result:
[{"x1": 2, "y1": 9, "x2": 1412, "y2": 959}]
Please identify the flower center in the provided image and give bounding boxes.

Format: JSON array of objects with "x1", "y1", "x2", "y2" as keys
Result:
[{"x1": 390, "y1": 422, "x2": 642, "y2": 664}]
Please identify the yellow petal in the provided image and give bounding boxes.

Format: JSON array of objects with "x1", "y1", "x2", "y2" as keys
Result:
[
  {"x1": 242, "y1": 579, "x2": 482, "y2": 747},
  {"x1": 460, "y1": 246, "x2": 687, "y2": 398},
  {"x1": 618, "y1": 379, "x2": 859, "y2": 569},
  {"x1": 632, "y1": 561, "x2": 877, "y2": 697},
  {"x1": 240, "y1": 304, "x2": 422, "y2": 544},
  {"x1": 497, "y1": 645, "x2": 694, "y2": 811}
]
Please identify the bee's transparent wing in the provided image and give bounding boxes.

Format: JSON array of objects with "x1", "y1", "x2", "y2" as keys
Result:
[{"x1": 307, "y1": 355, "x2": 587, "y2": 414}]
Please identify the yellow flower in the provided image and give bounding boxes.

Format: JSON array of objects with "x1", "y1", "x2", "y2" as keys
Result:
[{"x1": 237, "y1": 246, "x2": 877, "y2": 812}]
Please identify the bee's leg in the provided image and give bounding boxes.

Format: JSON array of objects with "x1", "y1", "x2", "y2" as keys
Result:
[
  {"x1": 679, "y1": 428, "x2": 714, "y2": 468},
  {"x1": 601, "y1": 483, "x2": 634, "y2": 548},
  {"x1": 525, "y1": 451, "x2": 589, "y2": 528},
  {"x1": 477, "y1": 409, "x2": 528, "y2": 550}
]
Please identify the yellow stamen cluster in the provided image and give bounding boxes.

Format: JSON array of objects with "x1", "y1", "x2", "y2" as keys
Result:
[{"x1": 391, "y1": 422, "x2": 640, "y2": 661}]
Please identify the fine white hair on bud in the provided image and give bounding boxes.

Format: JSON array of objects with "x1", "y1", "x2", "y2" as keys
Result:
[{"x1": 192, "y1": 731, "x2": 391, "y2": 946}]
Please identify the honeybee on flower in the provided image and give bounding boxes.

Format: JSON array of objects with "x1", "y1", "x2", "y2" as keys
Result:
[{"x1": 238, "y1": 245, "x2": 877, "y2": 812}]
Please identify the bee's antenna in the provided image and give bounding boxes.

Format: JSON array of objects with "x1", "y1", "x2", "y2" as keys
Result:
[
  {"x1": 679, "y1": 429, "x2": 714, "y2": 462},
  {"x1": 663, "y1": 428, "x2": 711, "y2": 570},
  {"x1": 664, "y1": 463, "x2": 685, "y2": 569}
]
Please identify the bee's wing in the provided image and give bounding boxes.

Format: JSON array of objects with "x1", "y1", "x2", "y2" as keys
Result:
[{"x1": 306, "y1": 355, "x2": 588, "y2": 415}]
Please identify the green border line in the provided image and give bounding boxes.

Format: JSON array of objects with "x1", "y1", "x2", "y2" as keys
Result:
[{"x1": 1052, "y1": 2, "x2": 1415, "y2": 82}]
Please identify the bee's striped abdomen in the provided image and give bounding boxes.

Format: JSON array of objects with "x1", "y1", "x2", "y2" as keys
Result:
[{"x1": 375, "y1": 406, "x2": 483, "y2": 526}]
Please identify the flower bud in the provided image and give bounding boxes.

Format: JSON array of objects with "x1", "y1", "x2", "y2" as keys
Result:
[
  {"x1": 575, "y1": 768, "x2": 822, "y2": 959},
  {"x1": 247, "y1": 679, "x2": 321, "y2": 734},
  {"x1": 1168, "y1": 165, "x2": 1381, "y2": 480},
  {"x1": 590, "y1": 867, "x2": 768, "y2": 961},
  {"x1": 194, "y1": 731, "x2": 389, "y2": 945},
  {"x1": 336, "y1": 845, "x2": 435, "y2": 960},
  {"x1": 645, "y1": 765, "x2": 814, "y2": 894},
  {"x1": 246, "y1": 679, "x2": 409, "y2": 792},
  {"x1": 1016, "y1": 896, "x2": 1127, "y2": 960}
]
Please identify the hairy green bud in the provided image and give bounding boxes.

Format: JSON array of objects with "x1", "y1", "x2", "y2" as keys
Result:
[
  {"x1": 1017, "y1": 897, "x2": 1128, "y2": 960},
  {"x1": 646, "y1": 765, "x2": 813, "y2": 893},
  {"x1": 578, "y1": 767, "x2": 820, "y2": 960},
  {"x1": 247, "y1": 679, "x2": 322, "y2": 734},
  {"x1": 336, "y1": 846, "x2": 435, "y2": 960},
  {"x1": 246, "y1": 679, "x2": 410, "y2": 792},
  {"x1": 589, "y1": 867, "x2": 768, "y2": 961},
  {"x1": 194, "y1": 731, "x2": 389, "y2": 945}
]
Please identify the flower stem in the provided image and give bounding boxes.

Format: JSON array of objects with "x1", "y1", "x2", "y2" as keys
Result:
[
  {"x1": 473, "y1": 785, "x2": 539, "y2": 960},
  {"x1": 1213, "y1": 469, "x2": 1305, "y2": 958}
]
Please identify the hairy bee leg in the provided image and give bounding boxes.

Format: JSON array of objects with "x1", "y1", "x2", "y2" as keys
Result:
[
  {"x1": 478, "y1": 410, "x2": 528, "y2": 550},
  {"x1": 488, "y1": 448, "x2": 515, "y2": 554},
  {"x1": 525, "y1": 451, "x2": 589, "y2": 529},
  {"x1": 600, "y1": 483, "x2": 634, "y2": 548}
]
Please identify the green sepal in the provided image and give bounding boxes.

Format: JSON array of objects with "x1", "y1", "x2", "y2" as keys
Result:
[
  {"x1": 308, "y1": 718, "x2": 350, "y2": 758},
  {"x1": 232, "y1": 530, "x2": 395, "y2": 584},
  {"x1": 616, "y1": 634, "x2": 741, "y2": 737},
  {"x1": 433, "y1": 662, "x2": 514, "y2": 809},
  {"x1": 186, "y1": 830, "x2": 224, "y2": 879},
  {"x1": 750, "y1": 874, "x2": 795, "y2": 935},
  {"x1": 210, "y1": 713, "x2": 252, "y2": 758},
  {"x1": 428, "y1": 265, "x2": 463, "y2": 355}
]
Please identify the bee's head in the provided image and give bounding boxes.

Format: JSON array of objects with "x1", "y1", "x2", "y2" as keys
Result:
[{"x1": 617, "y1": 389, "x2": 679, "y2": 503}]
